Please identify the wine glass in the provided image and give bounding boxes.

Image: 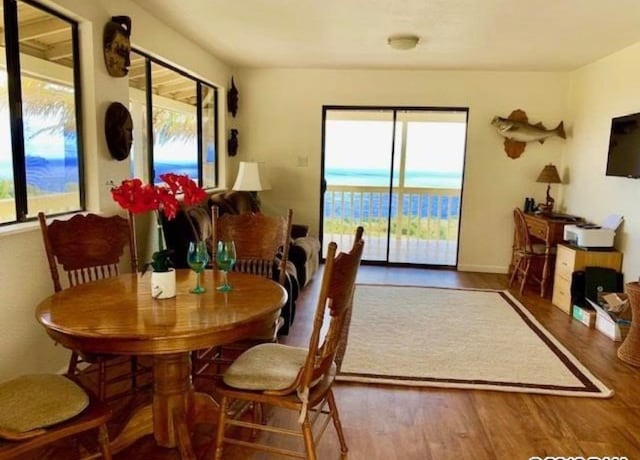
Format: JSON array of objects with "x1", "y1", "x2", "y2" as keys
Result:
[
  {"x1": 216, "y1": 240, "x2": 236, "y2": 292},
  {"x1": 187, "y1": 240, "x2": 209, "y2": 294}
]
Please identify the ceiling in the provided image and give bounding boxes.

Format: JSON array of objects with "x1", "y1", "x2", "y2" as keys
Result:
[{"x1": 131, "y1": 0, "x2": 640, "y2": 71}]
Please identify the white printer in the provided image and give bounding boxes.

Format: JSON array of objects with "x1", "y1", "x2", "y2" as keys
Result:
[{"x1": 563, "y1": 214, "x2": 623, "y2": 249}]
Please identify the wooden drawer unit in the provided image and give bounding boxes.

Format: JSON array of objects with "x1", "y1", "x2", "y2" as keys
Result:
[
  {"x1": 555, "y1": 245, "x2": 577, "y2": 281},
  {"x1": 552, "y1": 244, "x2": 623, "y2": 314},
  {"x1": 552, "y1": 275, "x2": 572, "y2": 314}
]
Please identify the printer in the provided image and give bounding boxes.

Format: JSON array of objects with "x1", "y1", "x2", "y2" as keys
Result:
[{"x1": 563, "y1": 214, "x2": 623, "y2": 249}]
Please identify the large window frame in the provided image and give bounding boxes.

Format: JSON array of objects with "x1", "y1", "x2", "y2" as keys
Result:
[
  {"x1": 1, "y1": 0, "x2": 84, "y2": 225},
  {"x1": 129, "y1": 49, "x2": 218, "y2": 188}
]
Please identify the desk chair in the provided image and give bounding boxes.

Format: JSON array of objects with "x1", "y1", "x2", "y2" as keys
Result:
[
  {"x1": 191, "y1": 208, "x2": 294, "y2": 380},
  {"x1": 509, "y1": 208, "x2": 549, "y2": 295},
  {"x1": 0, "y1": 374, "x2": 111, "y2": 459},
  {"x1": 38, "y1": 212, "x2": 147, "y2": 402},
  {"x1": 213, "y1": 227, "x2": 364, "y2": 460}
]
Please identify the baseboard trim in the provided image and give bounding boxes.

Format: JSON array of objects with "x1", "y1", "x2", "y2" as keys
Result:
[{"x1": 458, "y1": 264, "x2": 509, "y2": 274}]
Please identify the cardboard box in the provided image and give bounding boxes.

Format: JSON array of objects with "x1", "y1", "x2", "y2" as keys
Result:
[
  {"x1": 572, "y1": 304, "x2": 596, "y2": 328},
  {"x1": 586, "y1": 298, "x2": 631, "y2": 341},
  {"x1": 597, "y1": 292, "x2": 630, "y2": 316}
]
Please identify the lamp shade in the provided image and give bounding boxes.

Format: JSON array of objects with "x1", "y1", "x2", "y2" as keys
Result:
[
  {"x1": 232, "y1": 161, "x2": 271, "y2": 192},
  {"x1": 536, "y1": 163, "x2": 561, "y2": 184}
]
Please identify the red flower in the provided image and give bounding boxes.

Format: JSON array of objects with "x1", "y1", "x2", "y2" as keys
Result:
[
  {"x1": 160, "y1": 173, "x2": 207, "y2": 207},
  {"x1": 111, "y1": 174, "x2": 206, "y2": 220}
]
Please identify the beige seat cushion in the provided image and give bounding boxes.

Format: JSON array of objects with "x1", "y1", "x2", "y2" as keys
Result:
[
  {"x1": 223, "y1": 343, "x2": 308, "y2": 391},
  {"x1": 0, "y1": 374, "x2": 89, "y2": 434}
]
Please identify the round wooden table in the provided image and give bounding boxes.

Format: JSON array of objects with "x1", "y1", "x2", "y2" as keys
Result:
[{"x1": 36, "y1": 269, "x2": 287, "y2": 455}]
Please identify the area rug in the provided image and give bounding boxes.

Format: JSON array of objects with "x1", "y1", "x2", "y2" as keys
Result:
[{"x1": 336, "y1": 285, "x2": 613, "y2": 398}]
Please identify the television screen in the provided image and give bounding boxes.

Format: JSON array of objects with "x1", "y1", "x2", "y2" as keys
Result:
[{"x1": 606, "y1": 112, "x2": 640, "y2": 178}]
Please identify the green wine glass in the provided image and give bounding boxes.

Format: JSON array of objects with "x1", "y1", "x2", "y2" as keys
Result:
[
  {"x1": 187, "y1": 240, "x2": 209, "y2": 294},
  {"x1": 216, "y1": 240, "x2": 236, "y2": 292}
]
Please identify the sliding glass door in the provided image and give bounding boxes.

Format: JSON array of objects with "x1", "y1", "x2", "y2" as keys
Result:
[{"x1": 321, "y1": 107, "x2": 467, "y2": 267}]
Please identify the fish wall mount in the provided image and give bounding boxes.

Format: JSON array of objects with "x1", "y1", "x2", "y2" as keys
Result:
[{"x1": 491, "y1": 109, "x2": 566, "y2": 159}]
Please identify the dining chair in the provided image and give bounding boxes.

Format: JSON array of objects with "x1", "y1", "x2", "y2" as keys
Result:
[
  {"x1": 212, "y1": 227, "x2": 364, "y2": 460},
  {"x1": 509, "y1": 208, "x2": 550, "y2": 295},
  {"x1": 38, "y1": 211, "x2": 147, "y2": 402},
  {"x1": 191, "y1": 207, "x2": 294, "y2": 380},
  {"x1": 0, "y1": 374, "x2": 111, "y2": 459}
]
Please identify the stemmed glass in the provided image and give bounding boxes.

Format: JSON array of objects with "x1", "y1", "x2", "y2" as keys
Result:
[
  {"x1": 216, "y1": 240, "x2": 236, "y2": 292},
  {"x1": 187, "y1": 240, "x2": 209, "y2": 294}
]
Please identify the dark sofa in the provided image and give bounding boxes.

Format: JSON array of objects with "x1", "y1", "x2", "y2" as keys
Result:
[{"x1": 160, "y1": 190, "x2": 320, "y2": 335}]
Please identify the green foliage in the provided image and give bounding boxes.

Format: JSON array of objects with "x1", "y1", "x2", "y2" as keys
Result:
[
  {"x1": 0, "y1": 180, "x2": 13, "y2": 199},
  {"x1": 324, "y1": 217, "x2": 459, "y2": 241},
  {"x1": 146, "y1": 249, "x2": 174, "y2": 273}
]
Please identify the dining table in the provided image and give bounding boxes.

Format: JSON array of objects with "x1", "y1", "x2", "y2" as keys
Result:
[{"x1": 36, "y1": 269, "x2": 287, "y2": 458}]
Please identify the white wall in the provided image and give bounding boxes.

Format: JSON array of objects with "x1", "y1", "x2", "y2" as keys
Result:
[
  {"x1": 4, "y1": 0, "x2": 639, "y2": 381},
  {"x1": 564, "y1": 42, "x2": 640, "y2": 281},
  {"x1": 0, "y1": 0, "x2": 231, "y2": 380},
  {"x1": 235, "y1": 68, "x2": 568, "y2": 273}
]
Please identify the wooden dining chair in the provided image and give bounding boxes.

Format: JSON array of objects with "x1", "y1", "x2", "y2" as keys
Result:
[
  {"x1": 212, "y1": 227, "x2": 364, "y2": 460},
  {"x1": 0, "y1": 374, "x2": 111, "y2": 459},
  {"x1": 509, "y1": 208, "x2": 550, "y2": 295},
  {"x1": 192, "y1": 207, "x2": 294, "y2": 380},
  {"x1": 38, "y1": 212, "x2": 146, "y2": 402}
]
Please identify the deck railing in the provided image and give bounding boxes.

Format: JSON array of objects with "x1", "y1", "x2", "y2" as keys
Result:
[{"x1": 323, "y1": 184, "x2": 461, "y2": 264}]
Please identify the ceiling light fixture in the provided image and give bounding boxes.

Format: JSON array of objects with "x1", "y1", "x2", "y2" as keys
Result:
[{"x1": 387, "y1": 35, "x2": 420, "y2": 51}]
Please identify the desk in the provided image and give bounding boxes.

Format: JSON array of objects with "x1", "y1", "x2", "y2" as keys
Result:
[
  {"x1": 36, "y1": 269, "x2": 287, "y2": 457},
  {"x1": 520, "y1": 213, "x2": 575, "y2": 297}
]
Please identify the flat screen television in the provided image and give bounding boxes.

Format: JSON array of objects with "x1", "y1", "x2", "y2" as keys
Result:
[{"x1": 606, "y1": 112, "x2": 640, "y2": 179}]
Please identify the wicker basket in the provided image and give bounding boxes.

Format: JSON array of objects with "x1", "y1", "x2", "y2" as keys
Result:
[{"x1": 617, "y1": 281, "x2": 640, "y2": 366}]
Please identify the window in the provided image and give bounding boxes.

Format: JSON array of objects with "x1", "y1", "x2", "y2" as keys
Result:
[
  {"x1": 0, "y1": 0, "x2": 83, "y2": 224},
  {"x1": 128, "y1": 50, "x2": 218, "y2": 187}
]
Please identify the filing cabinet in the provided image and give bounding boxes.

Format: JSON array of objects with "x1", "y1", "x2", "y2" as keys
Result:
[{"x1": 552, "y1": 244, "x2": 623, "y2": 314}]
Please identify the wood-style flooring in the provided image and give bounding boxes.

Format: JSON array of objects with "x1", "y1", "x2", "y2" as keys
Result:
[{"x1": 32, "y1": 266, "x2": 640, "y2": 459}]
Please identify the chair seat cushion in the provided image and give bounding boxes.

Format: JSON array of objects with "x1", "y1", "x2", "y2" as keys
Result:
[
  {"x1": 0, "y1": 374, "x2": 89, "y2": 434},
  {"x1": 223, "y1": 343, "x2": 307, "y2": 391}
]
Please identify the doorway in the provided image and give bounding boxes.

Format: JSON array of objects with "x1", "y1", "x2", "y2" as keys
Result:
[{"x1": 320, "y1": 106, "x2": 467, "y2": 267}]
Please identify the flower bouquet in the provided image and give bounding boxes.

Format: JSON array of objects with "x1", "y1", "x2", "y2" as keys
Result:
[{"x1": 111, "y1": 173, "x2": 207, "y2": 297}]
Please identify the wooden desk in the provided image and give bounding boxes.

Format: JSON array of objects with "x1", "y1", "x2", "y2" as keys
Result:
[
  {"x1": 36, "y1": 269, "x2": 287, "y2": 457},
  {"x1": 521, "y1": 213, "x2": 574, "y2": 297}
]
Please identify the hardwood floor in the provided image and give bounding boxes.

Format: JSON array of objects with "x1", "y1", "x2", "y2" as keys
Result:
[{"x1": 34, "y1": 266, "x2": 640, "y2": 459}]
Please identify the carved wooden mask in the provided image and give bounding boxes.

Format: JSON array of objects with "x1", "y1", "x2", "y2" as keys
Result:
[
  {"x1": 105, "y1": 102, "x2": 133, "y2": 161},
  {"x1": 103, "y1": 16, "x2": 132, "y2": 77},
  {"x1": 227, "y1": 77, "x2": 238, "y2": 117}
]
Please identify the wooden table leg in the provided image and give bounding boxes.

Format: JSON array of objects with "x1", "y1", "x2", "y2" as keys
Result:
[
  {"x1": 110, "y1": 352, "x2": 220, "y2": 454},
  {"x1": 110, "y1": 404, "x2": 154, "y2": 453},
  {"x1": 152, "y1": 353, "x2": 194, "y2": 447}
]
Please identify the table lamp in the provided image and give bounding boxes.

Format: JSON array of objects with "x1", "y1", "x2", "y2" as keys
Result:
[
  {"x1": 536, "y1": 163, "x2": 562, "y2": 213},
  {"x1": 232, "y1": 161, "x2": 271, "y2": 208}
]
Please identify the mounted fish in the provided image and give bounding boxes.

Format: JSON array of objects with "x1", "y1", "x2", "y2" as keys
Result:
[{"x1": 491, "y1": 109, "x2": 566, "y2": 159}]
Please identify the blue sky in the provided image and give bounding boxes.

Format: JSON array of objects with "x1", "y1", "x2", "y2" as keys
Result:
[{"x1": 324, "y1": 119, "x2": 466, "y2": 173}]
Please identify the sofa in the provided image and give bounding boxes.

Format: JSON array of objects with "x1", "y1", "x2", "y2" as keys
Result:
[{"x1": 160, "y1": 190, "x2": 321, "y2": 335}]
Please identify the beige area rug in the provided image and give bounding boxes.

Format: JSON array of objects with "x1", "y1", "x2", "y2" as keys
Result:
[{"x1": 336, "y1": 285, "x2": 613, "y2": 397}]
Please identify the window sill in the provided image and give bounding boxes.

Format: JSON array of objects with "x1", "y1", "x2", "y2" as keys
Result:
[{"x1": 0, "y1": 211, "x2": 87, "y2": 238}]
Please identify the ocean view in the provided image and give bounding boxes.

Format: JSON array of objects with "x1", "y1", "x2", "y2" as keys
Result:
[
  {"x1": 0, "y1": 157, "x2": 199, "y2": 192},
  {"x1": 325, "y1": 167, "x2": 462, "y2": 188},
  {"x1": 0, "y1": 160, "x2": 461, "y2": 221},
  {"x1": 324, "y1": 168, "x2": 461, "y2": 220}
]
